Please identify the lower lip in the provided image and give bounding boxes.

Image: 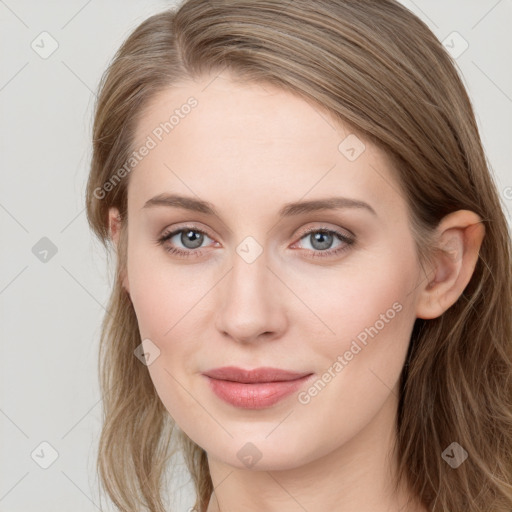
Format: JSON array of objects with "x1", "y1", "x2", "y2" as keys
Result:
[{"x1": 204, "y1": 374, "x2": 313, "y2": 409}]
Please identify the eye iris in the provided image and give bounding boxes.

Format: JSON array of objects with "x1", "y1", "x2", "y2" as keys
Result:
[
  {"x1": 311, "y1": 231, "x2": 333, "y2": 250},
  {"x1": 181, "y1": 230, "x2": 203, "y2": 249}
]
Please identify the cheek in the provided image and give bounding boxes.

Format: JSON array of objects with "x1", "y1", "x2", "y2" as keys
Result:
[
  {"x1": 290, "y1": 241, "x2": 419, "y2": 369},
  {"x1": 288, "y1": 247, "x2": 418, "y2": 446},
  {"x1": 126, "y1": 243, "x2": 202, "y2": 337},
  {"x1": 126, "y1": 246, "x2": 207, "y2": 426}
]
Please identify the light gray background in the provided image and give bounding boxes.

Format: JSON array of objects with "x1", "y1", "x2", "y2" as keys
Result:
[{"x1": 1, "y1": 1, "x2": 511, "y2": 511}]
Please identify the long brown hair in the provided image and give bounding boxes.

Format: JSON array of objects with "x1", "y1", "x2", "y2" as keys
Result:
[{"x1": 85, "y1": 1, "x2": 512, "y2": 511}]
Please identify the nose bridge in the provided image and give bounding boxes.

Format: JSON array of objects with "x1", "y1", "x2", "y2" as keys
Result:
[
  {"x1": 228, "y1": 236, "x2": 272, "y2": 308},
  {"x1": 215, "y1": 235, "x2": 285, "y2": 342},
  {"x1": 233, "y1": 241, "x2": 266, "y2": 288}
]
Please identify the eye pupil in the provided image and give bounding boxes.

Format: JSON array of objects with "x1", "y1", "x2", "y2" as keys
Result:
[
  {"x1": 311, "y1": 231, "x2": 333, "y2": 250},
  {"x1": 181, "y1": 230, "x2": 203, "y2": 249}
]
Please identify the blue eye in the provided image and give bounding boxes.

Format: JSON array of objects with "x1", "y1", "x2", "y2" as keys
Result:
[
  {"x1": 156, "y1": 225, "x2": 355, "y2": 259},
  {"x1": 156, "y1": 226, "x2": 214, "y2": 258},
  {"x1": 293, "y1": 227, "x2": 355, "y2": 259}
]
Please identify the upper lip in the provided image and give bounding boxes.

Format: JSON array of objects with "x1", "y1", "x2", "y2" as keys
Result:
[{"x1": 202, "y1": 366, "x2": 312, "y2": 383}]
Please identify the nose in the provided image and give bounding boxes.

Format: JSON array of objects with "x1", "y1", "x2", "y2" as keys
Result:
[{"x1": 214, "y1": 246, "x2": 288, "y2": 344}]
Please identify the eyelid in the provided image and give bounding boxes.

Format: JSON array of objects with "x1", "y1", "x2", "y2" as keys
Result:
[
  {"x1": 159, "y1": 222, "x2": 215, "y2": 241},
  {"x1": 156, "y1": 222, "x2": 356, "y2": 258},
  {"x1": 159, "y1": 222, "x2": 353, "y2": 245},
  {"x1": 293, "y1": 223, "x2": 355, "y2": 240}
]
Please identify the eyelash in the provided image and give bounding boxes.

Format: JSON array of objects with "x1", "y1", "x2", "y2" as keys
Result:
[{"x1": 155, "y1": 225, "x2": 355, "y2": 259}]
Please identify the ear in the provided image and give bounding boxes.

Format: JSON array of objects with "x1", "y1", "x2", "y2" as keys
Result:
[
  {"x1": 108, "y1": 207, "x2": 130, "y2": 294},
  {"x1": 415, "y1": 210, "x2": 485, "y2": 320},
  {"x1": 108, "y1": 207, "x2": 122, "y2": 245}
]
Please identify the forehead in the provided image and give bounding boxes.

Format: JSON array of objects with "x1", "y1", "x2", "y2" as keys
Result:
[
  {"x1": 128, "y1": 73, "x2": 404, "y2": 218},
  {"x1": 135, "y1": 73, "x2": 347, "y2": 154}
]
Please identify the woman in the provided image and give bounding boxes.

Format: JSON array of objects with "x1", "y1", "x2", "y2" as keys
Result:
[{"x1": 85, "y1": 0, "x2": 512, "y2": 511}]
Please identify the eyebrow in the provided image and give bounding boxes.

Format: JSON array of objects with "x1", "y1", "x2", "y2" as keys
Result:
[{"x1": 142, "y1": 193, "x2": 377, "y2": 217}]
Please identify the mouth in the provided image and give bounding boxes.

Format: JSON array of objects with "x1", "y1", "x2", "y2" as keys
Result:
[
  {"x1": 202, "y1": 366, "x2": 312, "y2": 383},
  {"x1": 202, "y1": 366, "x2": 314, "y2": 409}
]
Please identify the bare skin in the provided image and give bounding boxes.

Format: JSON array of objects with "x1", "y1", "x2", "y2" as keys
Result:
[{"x1": 109, "y1": 72, "x2": 484, "y2": 512}]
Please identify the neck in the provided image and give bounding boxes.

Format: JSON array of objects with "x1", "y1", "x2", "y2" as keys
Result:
[{"x1": 205, "y1": 388, "x2": 428, "y2": 512}]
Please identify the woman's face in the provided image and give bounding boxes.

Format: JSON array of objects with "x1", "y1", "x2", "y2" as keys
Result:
[{"x1": 115, "y1": 72, "x2": 427, "y2": 470}]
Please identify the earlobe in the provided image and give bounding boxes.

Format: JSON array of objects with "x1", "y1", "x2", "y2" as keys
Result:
[{"x1": 416, "y1": 210, "x2": 485, "y2": 320}]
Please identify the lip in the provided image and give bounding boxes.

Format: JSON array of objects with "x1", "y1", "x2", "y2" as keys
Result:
[
  {"x1": 202, "y1": 366, "x2": 314, "y2": 409},
  {"x1": 202, "y1": 366, "x2": 312, "y2": 383}
]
